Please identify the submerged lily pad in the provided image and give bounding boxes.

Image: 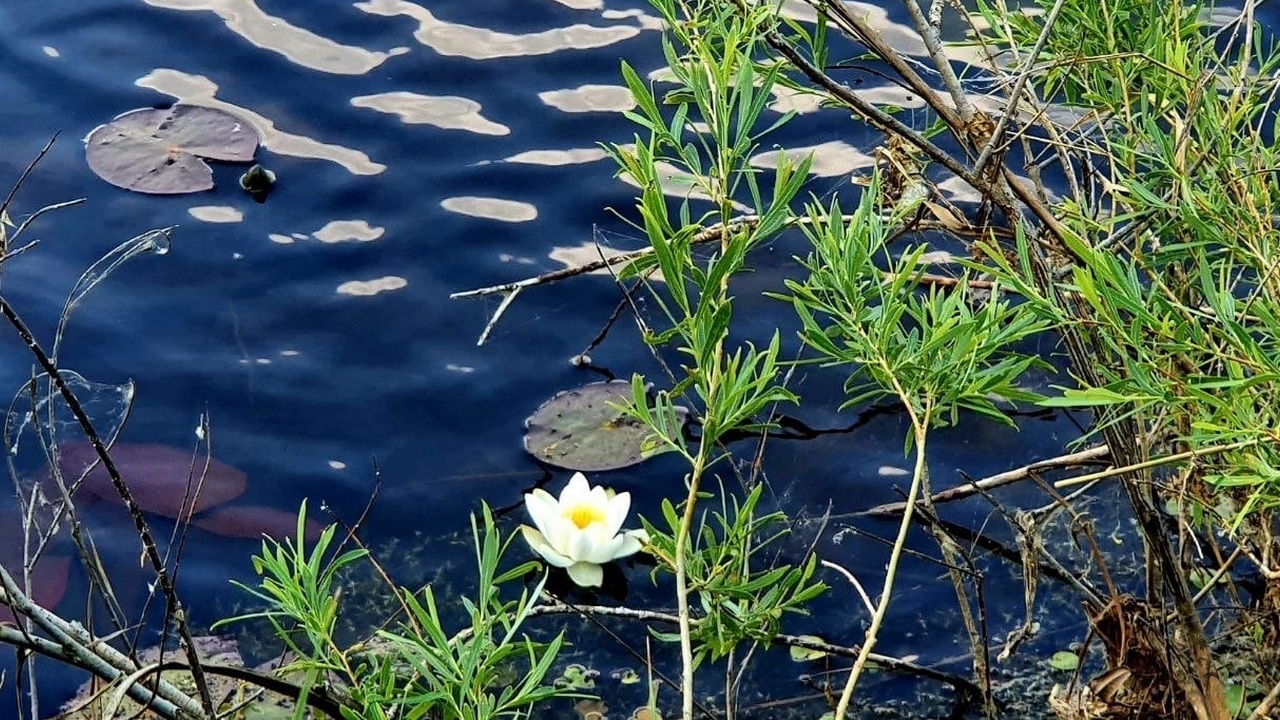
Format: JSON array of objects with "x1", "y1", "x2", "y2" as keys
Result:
[
  {"x1": 86, "y1": 106, "x2": 258, "y2": 194},
  {"x1": 193, "y1": 504, "x2": 324, "y2": 542},
  {"x1": 59, "y1": 442, "x2": 248, "y2": 517},
  {"x1": 523, "y1": 380, "x2": 685, "y2": 472},
  {"x1": 0, "y1": 503, "x2": 71, "y2": 623}
]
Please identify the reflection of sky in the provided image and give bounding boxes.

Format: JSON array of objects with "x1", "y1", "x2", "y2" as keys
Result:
[
  {"x1": 352, "y1": 92, "x2": 509, "y2": 135},
  {"x1": 355, "y1": 0, "x2": 641, "y2": 59},
  {"x1": 539, "y1": 84, "x2": 635, "y2": 113},
  {"x1": 188, "y1": 204, "x2": 243, "y2": 223},
  {"x1": 136, "y1": 69, "x2": 385, "y2": 175},
  {"x1": 336, "y1": 275, "x2": 408, "y2": 296},
  {"x1": 441, "y1": 196, "x2": 538, "y2": 223},
  {"x1": 144, "y1": 0, "x2": 408, "y2": 74}
]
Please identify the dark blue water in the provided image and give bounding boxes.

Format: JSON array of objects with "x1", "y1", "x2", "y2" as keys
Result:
[{"x1": 0, "y1": 1, "x2": 1213, "y2": 717}]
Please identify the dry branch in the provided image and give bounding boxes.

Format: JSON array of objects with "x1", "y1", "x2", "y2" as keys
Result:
[{"x1": 860, "y1": 444, "x2": 1111, "y2": 516}]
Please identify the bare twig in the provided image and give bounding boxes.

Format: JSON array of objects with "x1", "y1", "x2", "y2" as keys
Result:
[
  {"x1": 0, "y1": 626, "x2": 186, "y2": 720},
  {"x1": 896, "y1": 0, "x2": 976, "y2": 121},
  {"x1": 0, "y1": 294, "x2": 218, "y2": 717},
  {"x1": 0, "y1": 134, "x2": 59, "y2": 221},
  {"x1": 1054, "y1": 439, "x2": 1258, "y2": 489},
  {"x1": 970, "y1": 0, "x2": 1070, "y2": 176},
  {"x1": 820, "y1": 560, "x2": 874, "y2": 615},
  {"x1": 861, "y1": 444, "x2": 1111, "y2": 516},
  {"x1": 475, "y1": 288, "x2": 520, "y2": 346},
  {"x1": 0, "y1": 565, "x2": 203, "y2": 718}
]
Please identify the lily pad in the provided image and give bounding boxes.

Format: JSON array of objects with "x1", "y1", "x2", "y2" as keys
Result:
[
  {"x1": 523, "y1": 380, "x2": 685, "y2": 472},
  {"x1": 193, "y1": 504, "x2": 325, "y2": 542},
  {"x1": 59, "y1": 442, "x2": 248, "y2": 518},
  {"x1": 86, "y1": 106, "x2": 258, "y2": 194},
  {"x1": 0, "y1": 503, "x2": 71, "y2": 623}
]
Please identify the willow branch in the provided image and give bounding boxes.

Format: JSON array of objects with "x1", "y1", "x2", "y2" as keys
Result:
[
  {"x1": 896, "y1": 0, "x2": 976, "y2": 121},
  {"x1": 971, "y1": 0, "x2": 1070, "y2": 175}
]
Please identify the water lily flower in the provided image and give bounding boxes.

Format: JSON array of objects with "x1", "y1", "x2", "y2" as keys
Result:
[{"x1": 521, "y1": 472, "x2": 648, "y2": 587}]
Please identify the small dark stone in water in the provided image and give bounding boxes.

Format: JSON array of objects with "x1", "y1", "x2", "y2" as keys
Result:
[{"x1": 239, "y1": 163, "x2": 276, "y2": 202}]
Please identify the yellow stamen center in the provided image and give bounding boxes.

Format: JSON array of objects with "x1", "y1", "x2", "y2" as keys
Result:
[{"x1": 566, "y1": 504, "x2": 604, "y2": 530}]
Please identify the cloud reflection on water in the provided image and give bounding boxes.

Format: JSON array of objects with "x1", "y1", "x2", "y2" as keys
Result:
[
  {"x1": 188, "y1": 205, "x2": 244, "y2": 223},
  {"x1": 498, "y1": 148, "x2": 609, "y2": 166},
  {"x1": 267, "y1": 220, "x2": 384, "y2": 245},
  {"x1": 354, "y1": 0, "x2": 640, "y2": 59},
  {"x1": 143, "y1": 0, "x2": 408, "y2": 74},
  {"x1": 336, "y1": 276, "x2": 409, "y2": 296},
  {"x1": 752, "y1": 140, "x2": 877, "y2": 178},
  {"x1": 538, "y1": 84, "x2": 635, "y2": 113},
  {"x1": 313, "y1": 219, "x2": 385, "y2": 243},
  {"x1": 441, "y1": 196, "x2": 538, "y2": 223},
  {"x1": 352, "y1": 92, "x2": 509, "y2": 135},
  {"x1": 136, "y1": 68, "x2": 385, "y2": 175}
]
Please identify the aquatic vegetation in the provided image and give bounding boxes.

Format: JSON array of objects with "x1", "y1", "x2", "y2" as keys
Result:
[
  {"x1": 520, "y1": 471, "x2": 649, "y2": 587},
  {"x1": 7, "y1": 0, "x2": 1280, "y2": 717},
  {"x1": 237, "y1": 162, "x2": 275, "y2": 202},
  {"x1": 216, "y1": 504, "x2": 568, "y2": 720},
  {"x1": 84, "y1": 105, "x2": 258, "y2": 193},
  {"x1": 57, "y1": 441, "x2": 321, "y2": 541},
  {"x1": 523, "y1": 380, "x2": 686, "y2": 472}
]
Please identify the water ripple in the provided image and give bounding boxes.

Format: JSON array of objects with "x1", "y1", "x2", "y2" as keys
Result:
[
  {"x1": 143, "y1": 0, "x2": 408, "y2": 74},
  {"x1": 355, "y1": 0, "x2": 640, "y2": 59}
]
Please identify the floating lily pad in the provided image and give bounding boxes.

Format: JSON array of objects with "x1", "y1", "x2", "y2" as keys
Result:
[
  {"x1": 523, "y1": 380, "x2": 685, "y2": 472},
  {"x1": 86, "y1": 106, "x2": 258, "y2": 194}
]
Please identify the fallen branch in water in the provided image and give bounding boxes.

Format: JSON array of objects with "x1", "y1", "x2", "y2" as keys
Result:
[
  {"x1": 449, "y1": 215, "x2": 767, "y2": 301},
  {"x1": 858, "y1": 444, "x2": 1111, "y2": 517},
  {"x1": 0, "y1": 565, "x2": 203, "y2": 719},
  {"x1": 459, "y1": 601, "x2": 984, "y2": 701},
  {"x1": 452, "y1": 212, "x2": 985, "y2": 345}
]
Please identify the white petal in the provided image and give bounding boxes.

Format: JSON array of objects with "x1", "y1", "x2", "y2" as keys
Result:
[
  {"x1": 603, "y1": 490, "x2": 631, "y2": 538},
  {"x1": 524, "y1": 489, "x2": 560, "y2": 534},
  {"x1": 569, "y1": 527, "x2": 598, "y2": 564},
  {"x1": 566, "y1": 561, "x2": 604, "y2": 587},
  {"x1": 543, "y1": 513, "x2": 576, "y2": 557},
  {"x1": 559, "y1": 472, "x2": 591, "y2": 506},
  {"x1": 520, "y1": 525, "x2": 575, "y2": 567},
  {"x1": 584, "y1": 533, "x2": 627, "y2": 564},
  {"x1": 587, "y1": 484, "x2": 611, "y2": 510},
  {"x1": 610, "y1": 528, "x2": 649, "y2": 560}
]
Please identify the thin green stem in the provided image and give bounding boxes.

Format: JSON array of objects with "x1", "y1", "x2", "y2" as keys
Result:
[
  {"x1": 833, "y1": 409, "x2": 930, "y2": 720},
  {"x1": 674, "y1": 450, "x2": 709, "y2": 720}
]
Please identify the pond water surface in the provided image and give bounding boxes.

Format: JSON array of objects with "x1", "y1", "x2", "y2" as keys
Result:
[{"x1": 0, "y1": 1, "x2": 1263, "y2": 718}]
